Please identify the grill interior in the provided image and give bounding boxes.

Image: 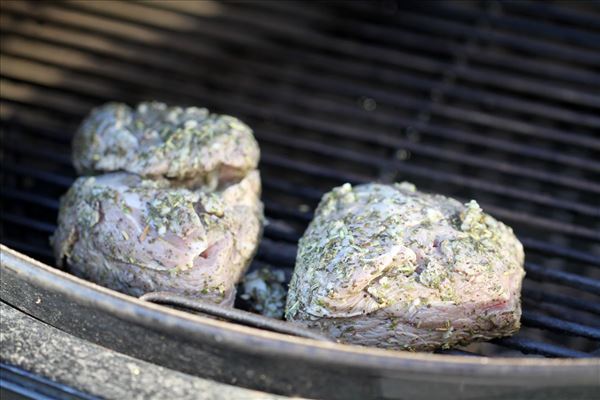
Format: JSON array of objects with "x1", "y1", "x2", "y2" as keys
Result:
[{"x1": 1, "y1": 0, "x2": 599, "y2": 359}]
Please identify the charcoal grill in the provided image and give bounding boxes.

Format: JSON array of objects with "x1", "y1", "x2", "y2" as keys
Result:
[{"x1": 1, "y1": 0, "x2": 599, "y2": 398}]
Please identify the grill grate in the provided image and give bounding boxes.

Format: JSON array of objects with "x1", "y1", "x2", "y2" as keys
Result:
[{"x1": 1, "y1": 0, "x2": 599, "y2": 359}]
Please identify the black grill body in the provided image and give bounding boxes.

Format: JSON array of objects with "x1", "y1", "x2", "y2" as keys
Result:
[{"x1": 1, "y1": 1, "x2": 599, "y2": 398}]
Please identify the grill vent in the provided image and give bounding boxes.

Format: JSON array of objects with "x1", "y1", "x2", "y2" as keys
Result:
[{"x1": 1, "y1": 0, "x2": 599, "y2": 358}]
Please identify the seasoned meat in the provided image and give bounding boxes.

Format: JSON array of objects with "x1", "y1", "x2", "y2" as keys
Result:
[
  {"x1": 240, "y1": 267, "x2": 287, "y2": 319},
  {"x1": 52, "y1": 171, "x2": 263, "y2": 306},
  {"x1": 72, "y1": 102, "x2": 260, "y2": 186},
  {"x1": 285, "y1": 182, "x2": 525, "y2": 351}
]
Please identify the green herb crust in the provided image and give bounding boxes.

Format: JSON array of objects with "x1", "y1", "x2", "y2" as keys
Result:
[
  {"x1": 285, "y1": 182, "x2": 525, "y2": 351},
  {"x1": 52, "y1": 171, "x2": 263, "y2": 306},
  {"x1": 72, "y1": 102, "x2": 260, "y2": 185}
]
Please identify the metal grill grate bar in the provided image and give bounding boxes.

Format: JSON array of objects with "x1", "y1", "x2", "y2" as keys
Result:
[
  {"x1": 521, "y1": 311, "x2": 600, "y2": 340},
  {"x1": 2, "y1": 54, "x2": 600, "y2": 209},
  {"x1": 523, "y1": 288, "x2": 600, "y2": 316},
  {"x1": 383, "y1": 4, "x2": 600, "y2": 65},
  {"x1": 258, "y1": 0, "x2": 600, "y2": 94},
  {"x1": 3, "y1": 125, "x2": 598, "y2": 242},
  {"x1": 58, "y1": 2, "x2": 600, "y2": 140},
  {"x1": 3, "y1": 138, "x2": 600, "y2": 266},
  {"x1": 519, "y1": 238, "x2": 600, "y2": 267},
  {"x1": 5, "y1": 2, "x2": 600, "y2": 148},
  {"x1": 0, "y1": 239, "x2": 55, "y2": 260},
  {"x1": 2, "y1": 64, "x2": 599, "y2": 217},
  {"x1": 525, "y1": 263, "x2": 600, "y2": 295},
  {"x1": 1, "y1": 213, "x2": 55, "y2": 234},
  {"x1": 3, "y1": 7, "x2": 600, "y2": 176},
  {"x1": 501, "y1": 0, "x2": 600, "y2": 30},
  {"x1": 219, "y1": 1, "x2": 600, "y2": 119},
  {"x1": 493, "y1": 337, "x2": 592, "y2": 358}
]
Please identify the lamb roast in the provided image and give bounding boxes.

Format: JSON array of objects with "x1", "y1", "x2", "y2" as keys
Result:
[
  {"x1": 285, "y1": 182, "x2": 525, "y2": 351},
  {"x1": 53, "y1": 102, "x2": 263, "y2": 305},
  {"x1": 52, "y1": 171, "x2": 262, "y2": 306},
  {"x1": 72, "y1": 102, "x2": 260, "y2": 188}
]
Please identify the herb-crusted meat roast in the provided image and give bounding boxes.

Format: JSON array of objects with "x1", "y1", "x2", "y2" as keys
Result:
[
  {"x1": 72, "y1": 102, "x2": 260, "y2": 186},
  {"x1": 55, "y1": 101, "x2": 263, "y2": 304},
  {"x1": 52, "y1": 171, "x2": 263, "y2": 305},
  {"x1": 285, "y1": 182, "x2": 525, "y2": 351}
]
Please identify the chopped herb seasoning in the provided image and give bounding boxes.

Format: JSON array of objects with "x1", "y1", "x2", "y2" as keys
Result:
[
  {"x1": 139, "y1": 225, "x2": 150, "y2": 242},
  {"x1": 72, "y1": 101, "x2": 260, "y2": 186},
  {"x1": 285, "y1": 181, "x2": 525, "y2": 352},
  {"x1": 52, "y1": 163, "x2": 263, "y2": 307},
  {"x1": 240, "y1": 267, "x2": 287, "y2": 319}
]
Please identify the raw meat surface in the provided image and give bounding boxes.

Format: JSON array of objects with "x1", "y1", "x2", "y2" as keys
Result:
[
  {"x1": 286, "y1": 182, "x2": 525, "y2": 351},
  {"x1": 72, "y1": 102, "x2": 260, "y2": 187},
  {"x1": 52, "y1": 171, "x2": 263, "y2": 306}
]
